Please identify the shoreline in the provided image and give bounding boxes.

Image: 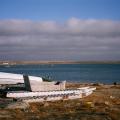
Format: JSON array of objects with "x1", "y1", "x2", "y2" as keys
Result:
[{"x1": 0, "y1": 60, "x2": 120, "y2": 65}]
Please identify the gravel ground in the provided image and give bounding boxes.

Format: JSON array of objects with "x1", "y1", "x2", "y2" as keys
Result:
[{"x1": 0, "y1": 83, "x2": 120, "y2": 120}]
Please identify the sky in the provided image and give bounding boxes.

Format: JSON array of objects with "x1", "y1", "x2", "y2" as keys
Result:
[{"x1": 0, "y1": 0, "x2": 120, "y2": 61}]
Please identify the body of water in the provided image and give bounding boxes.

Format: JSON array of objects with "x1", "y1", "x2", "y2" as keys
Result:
[{"x1": 0, "y1": 64, "x2": 120, "y2": 84}]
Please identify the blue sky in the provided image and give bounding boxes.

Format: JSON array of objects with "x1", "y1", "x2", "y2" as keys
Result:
[
  {"x1": 0, "y1": 0, "x2": 120, "y2": 21},
  {"x1": 0, "y1": 0, "x2": 120, "y2": 61}
]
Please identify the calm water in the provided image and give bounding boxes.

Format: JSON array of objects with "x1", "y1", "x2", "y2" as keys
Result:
[{"x1": 0, "y1": 64, "x2": 120, "y2": 84}]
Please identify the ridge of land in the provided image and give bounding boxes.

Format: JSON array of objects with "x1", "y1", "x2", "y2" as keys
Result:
[{"x1": 0, "y1": 61, "x2": 120, "y2": 65}]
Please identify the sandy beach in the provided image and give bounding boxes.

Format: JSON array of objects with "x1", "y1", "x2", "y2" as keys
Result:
[{"x1": 0, "y1": 83, "x2": 120, "y2": 120}]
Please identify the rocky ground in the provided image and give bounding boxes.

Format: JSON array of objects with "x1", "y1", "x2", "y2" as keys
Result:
[{"x1": 0, "y1": 83, "x2": 120, "y2": 120}]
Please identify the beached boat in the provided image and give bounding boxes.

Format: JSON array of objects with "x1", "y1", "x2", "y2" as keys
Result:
[
  {"x1": 0, "y1": 72, "x2": 42, "y2": 84},
  {"x1": 0, "y1": 72, "x2": 96, "y2": 102},
  {"x1": 6, "y1": 87, "x2": 96, "y2": 102}
]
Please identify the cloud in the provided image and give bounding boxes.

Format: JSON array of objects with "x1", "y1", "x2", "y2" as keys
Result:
[{"x1": 0, "y1": 18, "x2": 120, "y2": 60}]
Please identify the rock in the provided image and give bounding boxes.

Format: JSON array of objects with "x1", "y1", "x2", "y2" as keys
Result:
[
  {"x1": 6, "y1": 101, "x2": 29, "y2": 109},
  {"x1": 113, "y1": 82, "x2": 117, "y2": 85},
  {"x1": 104, "y1": 101, "x2": 110, "y2": 106},
  {"x1": 43, "y1": 102, "x2": 49, "y2": 107},
  {"x1": 92, "y1": 83, "x2": 104, "y2": 86},
  {"x1": 82, "y1": 102, "x2": 95, "y2": 108},
  {"x1": 76, "y1": 103, "x2": 81, "y2": 106},
  {"x1": 110, "y1": 96, "x2": 115, "y2": 99}
]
